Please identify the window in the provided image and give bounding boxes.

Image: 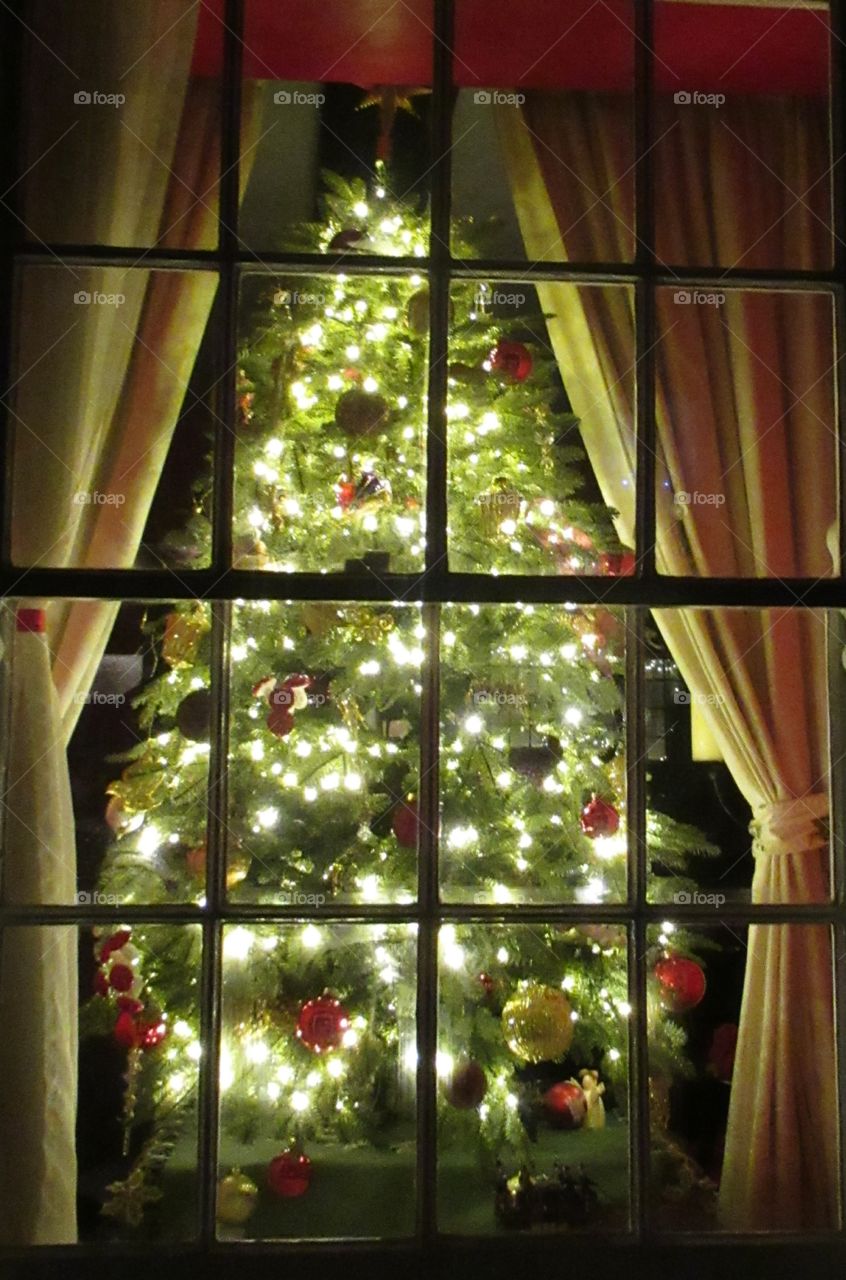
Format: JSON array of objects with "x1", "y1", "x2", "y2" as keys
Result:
[{"x1": 1, "y1": 1, "x2": 845, "y2": 1274}]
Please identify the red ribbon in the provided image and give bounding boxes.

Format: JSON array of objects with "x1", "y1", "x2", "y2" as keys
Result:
[{"x1": 16, "y1": 607, "x2": 46, "y2": 633}]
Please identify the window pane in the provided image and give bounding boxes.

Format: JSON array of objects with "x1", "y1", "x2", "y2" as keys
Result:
[
  {"x1": 646, "y1": 923, "x2": 839, "y2": 1232},
  {"x1": 655, "y1": 288, "x2": 836, "y2": 579},
  {"x1": 453, "y1": 0, "x2": 635, "y2": 262},
  {"x1": 18, "y1": 3, "x2": 221, "y2": 249},
  {"x1": 439, "y1": 603, "x2": 629, "y2": 904},
  {"x1": 438, "y1": 923, "x2": 629, "y2": 1233},
  {"x1": 8, "y1": 266, "x2": 218, "y2": 570},
  {"x1": 654, "y1": 0, "x2": 832, "y2": 270},
  {"x1": 235, "y1": 272, "x2": 427, "y2": 574},
  {"x1": 0, "y1": 923, "x2": 200, "y2": 1244},
  {"x1": 645, "y1": 608, "x2": 832, "y2": 906},
  {"x1": 227, "y1": 601, "x2": 422, "y2": 905},
  {"x1": 2, "y1": 599, "x2": 214, "y2": 906},
  {"x1": 447, "y1": 281, "x2": 635, "y2": 576},
  {"x1": 218, "y1": 922, "x2": 416, "y2": 1239},
  {"x1": 238, "y1": 2, "x2": 432, "y2": 253}
]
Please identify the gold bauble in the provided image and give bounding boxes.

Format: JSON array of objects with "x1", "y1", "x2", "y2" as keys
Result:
[
  {"x1": 501, "y1": 983, "x2": 574, "y2": 1063},
  {"x1": 301, "y1": 602, "x2": 342, "y2": 637},
  {"x1": 216, "y1": 1168, "x2": 258, "y2": 1225},
  {"x1": 186, "y1": 842, "x2": 251, "y2": 891},
  {"x1": 162, "y1": 609, "x2": 209, "y2": 669},
  {"x1": 106, "y1": 755, "x2": 166, "y2": 816}
]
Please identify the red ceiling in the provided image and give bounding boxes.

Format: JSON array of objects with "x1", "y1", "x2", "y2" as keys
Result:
[{"x1": 193, "y1": 0, "x2": 829, "y2": 96}]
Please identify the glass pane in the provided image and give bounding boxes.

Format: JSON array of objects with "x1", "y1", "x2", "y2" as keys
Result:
[
  {"x1": 227, "y1": 601, "x2": 422, "y2": 905},
  {"x1": 239, "y1": 2, "x2": 432, "y2": 252},
  {"x1": 235, "y1": 273, "x2": 427, "y2": 573},
  {"x1": 447, "y1": 281, "x2": 635, "y2": 575},
  {"x1": 647, "y1": 923, "x2": 839, "y2": 1232},
  {"x1": 1, "y1": 599, "x2": 214, "y2": 906},
  {"x1": 218, "y1": 922, "x2": 416, "y2": 1239},
  {"x1": 8, "y1": 266, "x2": 218, "y2": 570},
  {"x1": 453, "y1": 0, "x2": 635, "y2": 261},
  {"x1": 655, "y1": 288, "x2": 836, "y2": 578},
  {"x1": 646, "y1": 608, "x2": 832, "y2": 906},
  {"x1": 0, "y1": 923, "x2": 200, "y2": 1244},
  {"x1": 654, "y1": 0, "x2": 832, "y2": 269},
  {"x1": 438, "y1": 923, "x2": 629, "y2": 1233},
  {"x1": 18, "y1": 3, "x2": 220, "y2": 249},
  {"x1": 438, "y1": 602, "x2": 629, "y2": 904}
]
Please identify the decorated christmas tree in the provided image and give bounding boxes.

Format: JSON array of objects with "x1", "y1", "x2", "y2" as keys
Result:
[{"x1": 84, "y1": 166, "x2": 718, "y2": 1236}]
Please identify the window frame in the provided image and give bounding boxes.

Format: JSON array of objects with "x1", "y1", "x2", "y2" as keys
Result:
[{"x1": 2, "y1": 0, "x2": 846, "y2": 1274}]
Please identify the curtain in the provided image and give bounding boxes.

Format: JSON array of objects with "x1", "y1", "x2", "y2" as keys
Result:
[
  {"x1": 498, "y1": 93, "x2": 838, "y2": 1229},
  {"x1": 1, "y1": 4, "x2": 261, "y2": 1243}
]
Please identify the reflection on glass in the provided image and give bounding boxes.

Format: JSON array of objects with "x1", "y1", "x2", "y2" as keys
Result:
[
  {"x1": 438, "y1": 923, "x2": 629, "y2": 1234},
  {"x1": 235, "y1": 272, "x2": 427, "y2": 573},
  {"x1": 218, "y1": 922, "x2": 416, "y2": 1239},
  {"x1": 227, "y1": 601, "x2": 421, "y2": 905}
]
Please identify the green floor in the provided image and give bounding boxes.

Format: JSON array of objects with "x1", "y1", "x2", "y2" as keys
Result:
[{"x1": 151, "y1": 1122, "x2": 629, "y2": 1241}]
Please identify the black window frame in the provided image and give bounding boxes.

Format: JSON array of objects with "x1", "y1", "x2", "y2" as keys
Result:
[{"x1": 2, "y1": 2, "x2": 846, "y2": 1277}]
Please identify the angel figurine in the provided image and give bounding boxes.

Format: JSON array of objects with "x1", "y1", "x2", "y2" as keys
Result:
[{"x1": 579, "y1": 1068, "x2": 606, "y2": 1129}]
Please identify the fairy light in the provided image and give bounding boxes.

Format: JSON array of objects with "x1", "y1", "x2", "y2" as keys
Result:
[
  {"x1": 282, "y1": 771, "x2": 298, "y2": 787},
  {"x1": 362, "y1": 376, "x2": 378, "y2": 393},
  {"x1": 496, "y1": 770, "x2": 513, "y2": 788},
  {"x1": 465, "y1": 714, "x2": 484, "y2": 735},
  {"x1": 562, "y1": 975, "x2": 576, "y2": 991},
  {"x1": 435, "y1": 1051, "x2": 453, "y2": 1079},
  {"x1": 265, "y1": 437, "x2": 283, "y2": 458},
  {"x1": 186, "y1": 1042, "x2": 202, "y2": 1062},
  {"x1": 492, "y1": 883, "x2": 512, "y2": 903},
  {"x1": 608, "y1": 1048, "x2": 622, "y2": 1062},
  {"x1": 616, "y1": 1000, "x2": 632, "y2": 1017},
  {"x1": 327, "y1": 1058, "x2": 345, "y2": 1079},
  {"x1": 245, "y1": 1040, "x2": 270, "y2": 1065},
  {"x1": 342, "y1": 1027, "x2": 358, "y2": 1048},
  {"x1": 223, "y1": 927, "x2": 254, "y2": 961},
  {"x1": 137, "y1": 825, "x2": 162, "y2": 859},
  {"x1": 345, "y1": 344, "x2": 360, "y2": 360},
  {"x1": 496, "y1": 947, "x2": 509, "y2": 964},
  {"x1": 301, "y1": 924, "x2": 321, "y2": 949},
  {"x1": 320, "y1": 772, "x2": 341, "y2": 792},
  {"x1": 343, "y1": 772, "x2": 363, "y2": 792},
  {"x1": 290, "y1": 1091, "x2": 310, "y2": 1112},
  {"x1": 447, "y1": 826, "x2": 478, "y2": 851},
  {"x1": 249, "y1": 740, "x2": 265, "y2": 762},
  {"x1": 276, "y1": 1064, "x2": 295, "y2": 1084},
  {"x1": 564, "y1": 707, "x2": 583, "y2": 727},
  {"x1": 576, "y1": 877, "x2": 608, "y2": 904},
  {"x1": 266, "y1": 1082, "x2": 281, "y2": 1101},
  {"x1": 173, "y1": 1020, "x2": 192, "y2": 1039},
  {"x1": 256, "y1": 806, "x2": 278, "y2": 829},
  {"x1": 231, "y1": 643, "x2": 248, "y2": 662},
  {"x1": 295, "y1": 741, "x2": 313, "y2": 758}
]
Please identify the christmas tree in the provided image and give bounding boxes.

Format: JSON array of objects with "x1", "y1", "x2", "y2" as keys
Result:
[{"x1": 85, "y1": 167, "x2": 718, "y2": 1237}]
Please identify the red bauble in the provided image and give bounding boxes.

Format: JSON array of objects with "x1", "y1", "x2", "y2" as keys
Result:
[
  {"x1": 138, "y1": 1018, "x2": 168, "y2": 1050},
  {"x1": 580, "y1": 794, "x2": 620, "y2": 838},
  {"x1": 99, "y1": 929, "x2": 131, "y2": 962},
  {"x1": 334, "y1": 478, "x2": 357, "y2": 510},
  {"x1": 444, "y1": 1060, "x2": 487, "y2": 1110},
  {"x1": 114, "y1": 1009, "x2": 167, "y2": 1050},
  {"x1": 490, "y1": 339, "x2": 533, "y2": 382},
  {"x1": 296, "y1": 993, "x2": 350, "y2": 1053},
  {"x1": 109, "y1": 963, "x2": 135, "y2": 993},
  {"x1": 543, "y1": 1080, "x2": 587, "y2": 1129},
  {"x1": 267, "y1": 1150, "x2": 313, "y2": 1198},
  {"x1": 114, "y1": 1011, "x2": 141, "y2": 1048},
  {"x1": 655, "y1": 954, "x2": 706, "y2": 1013},
  {"x1": 392, "y1": 799, "x2": 419, "y2": 849},
  {"x1": 598, "y1": 551, "x2": 636, "y2": 576}
]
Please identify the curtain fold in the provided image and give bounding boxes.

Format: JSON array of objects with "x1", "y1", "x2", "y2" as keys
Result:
[
  {"x1": 498, "y1": 91, "x2": 838, "y2": 1229},
  {"x1": 1, "y1": 7, "x2": 261, "y2": 1243}
]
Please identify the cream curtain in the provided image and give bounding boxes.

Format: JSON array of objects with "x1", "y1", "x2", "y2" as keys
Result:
[
  {"x1": 498, "y1": 93, "x2": 838, "y2": 1229},
  {"x1": 1, "y1": 5, "x2": 260, "y2": 1244}
]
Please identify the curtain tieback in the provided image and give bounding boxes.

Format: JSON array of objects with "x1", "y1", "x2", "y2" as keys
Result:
[
  {"x1": 16, "y1": 607, "x2": 46, "y2": 633},
  {"x1": 750, "y1": 793, "x2": 829, "y2": 858}
]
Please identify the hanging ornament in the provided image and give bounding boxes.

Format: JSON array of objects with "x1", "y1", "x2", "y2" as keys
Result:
[
  {"x1": 267, "y1": 1149, "x2": 313, "y2": 1198},
  {"x1": 598, "y1": 550, "x2": 636, "y2": 576},
  {"x1": 502, "y1": 983, "x2": 574, "y2": 1063},
  {"x1": 217, "y1": 1169, "x2": 259, "y2": 1225},
  {"x1": 478, "y1": 478, "x2": 522, "y2": 538},
  {"x1": 296, "y1": 992, "x2": 351, "y2": 1053},
  {"x1": 490, "y1": 339, "x2": 533, "y2": 382},
  {"x1": 162, "y1": 609, "x2": 209, "y2": 669},
  {"x1": 655, "y1": 954, "x2": 706, "y2": 1013},
  {"x1": 543, "y1": 1080, "x2": 586, "y2": 1129},
  {"x1": 444, "y1": 1060, "x2": 487, "y2": 1110},
  {"x1": 578, "y1": 1069, "x2": 606, "y2": 1129},
  {"x1": 106, "y1": 753, "x2": 166, "y2": 817},
  {"x1": 185, "y1": 842, "x2": 251, "y2": 890},
  {"x1": 335, "y1": 470, "x2": 393, "y2": 514},
  {"x1": 233, "y1": 535, "x2": 270, "y2": 570},
  {"x1": 580, "y1": 794, "x2": 620, "y2": 839},
  {"x1": 335, "y1": 388, "x2": 391, "y2": 438},
  {"x1": 176, "y1": 688, "x2": 212, "y2": 742},
  {"x1": 114, "y1": 1010, "x2": 167, "y2": 1052},
  {"x1": 344, "y1": 605, "x2": 396, "y2": 643},
  {"x1": 508, "y1": 736, "x2": 563, "y2": 784},
  {"x1": 392, "y1": 798, "x2": 419, "y2": 848}
]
